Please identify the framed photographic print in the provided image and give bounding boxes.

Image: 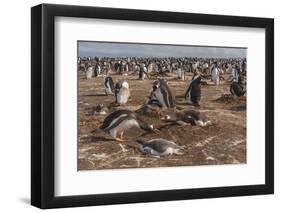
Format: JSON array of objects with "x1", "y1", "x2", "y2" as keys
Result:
[{"x1": 31, "y1": 3, "x2": 274, "y2": 209}]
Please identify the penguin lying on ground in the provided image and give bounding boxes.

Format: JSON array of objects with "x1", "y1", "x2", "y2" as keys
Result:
[
  {"x1": 135, "y1": 97, "x2": 163, "y2": 115},
  {"x1": 98, "y1": 109, "x2": 159, "y2": 142},
  {"x1": 92, "y1": 103, "x2": 108, "y2": 115},
  {"x1": 160, "y1": 110, "x2": 211, "y2": 126},
  {"x1": 115, "y1": 80, "x2": 130, "y2": 105},
  {"x1": 148, "y1": 79, "x2": 176, "y2": 108},
  {"x1": 230, "y1": 76, "x2": 246, "y2": 97},
  {"x1": 136, "y1": 138, "x2": 184, "y2": 156},
  {"x1": 185, "y1": 72, "x2": 202, "y2": 107},
  {"x1": 104, "y1": 76, "x2": 115, "y2": 95}
]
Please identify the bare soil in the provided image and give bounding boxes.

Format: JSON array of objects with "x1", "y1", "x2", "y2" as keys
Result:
[{"x1": 78, "y1": 71, "x2": 246, "y2": 170}]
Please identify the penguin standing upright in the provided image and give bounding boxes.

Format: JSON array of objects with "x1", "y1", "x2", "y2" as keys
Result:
[
  {"x1": 176, "y1": 62, "x2": 185, "y2": 80},
  {"x1": 211, "y1": 62, "x2": 220, "y2": 88},
  {"x1": 104, "y1": 76, "x2": 115, "y2": 95},
  {"x1": 86, "y1": 66, "x2": 94, "y2": 80},
  {"x1": 115, "y1": 80, "x2": 130, "y2": 105},
  {"x1": 232, "y1": 64, "x2": 241, "y2": 82},
  {"x1": 139, "y1": 64, "x2": 148, "y2": 80},
  {"x1": 177, "y1": 67, "x2": 182, "y2": 80},
  {"x1": 94, "y1": 63, "x2": 101, "y2": 77},
  {"x1": 185, "y1": 72, "x2": 202, "y2": 107},
  {"x1": 98, "y1": 110, "x2": 158, "y2": 142}
]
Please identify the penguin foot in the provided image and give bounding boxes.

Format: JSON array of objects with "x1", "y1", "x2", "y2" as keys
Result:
[
  {"x1": 159, "y1": 116, "x2": 166, "y2": 121},
  {"x1": 174, "y1": 150, "x2": 184, "y2": 155},
  {"x1": 115, "y1": 137, "x2": 126, "y2": 142},
  {"x1": 192, "y1": 103, "x2": 200, "y2": 107}
]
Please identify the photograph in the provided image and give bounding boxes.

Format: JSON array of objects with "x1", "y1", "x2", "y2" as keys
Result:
[
  {"x1": 30, "y1": 3, "x2": 274, "y2": 209},
  {"x1": 77, "y1": 41, "x2": 247, "y2": 170}
]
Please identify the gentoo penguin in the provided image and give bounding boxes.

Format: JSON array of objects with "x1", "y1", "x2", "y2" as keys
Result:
[
  {"x1": 147, "y1": 62, "x2": 154, "y2": 73},
  {"x1": 230, "y1": 76, "x2": 246, "y2": 97},
  {"x1": 149, "y1": 79, "x2": 176, "y2": 108},
  {"x1": 115, "y1": 80, "x2": 130, "y2": 105},
  {"x1": 185, "y1": 72, "x2": 202, "y2": 107},
  {"x1": 211, "y1": 62, "x2": 220, "y2": 88},
  {"x1": 94, "y1": 64, "x2": 101, "y2": 77},
  {"x1": 177, "y1": 67, "x2": 185, "y2": 80},
  {"x1": 135, "y1": 97, "x2": 163, "y2": 116},
  {"x1": 92, "y1": 103, "x2": 108, "y2": 115},
  {"x1": 161, "y1": 110, "x2": 211, "y2": 126},
  {"x1": 139, "y1": 64, "x2": 148, "y2": 80},
  {"x1": 232, "y1": 64, "x2": 241, "y2": 82},
  {"x1": 86, "y1": 66, "x2": 94, "y2": 80},
  {"x1": 104, "y1": 76, "x2": 115, "y2": 95},
  {"x1": 136, "y1": 138, "x2": 184, "y2": 156},
  {"x1": 99, "y1": 110, "x2": 158, "y2": 142}
]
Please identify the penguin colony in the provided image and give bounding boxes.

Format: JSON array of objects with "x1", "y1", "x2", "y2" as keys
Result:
[{"x1": 79, "y1": 56, "x2": 246, "y2": 157}]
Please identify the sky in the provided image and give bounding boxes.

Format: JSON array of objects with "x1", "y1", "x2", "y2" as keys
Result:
[{"x1": 78, "y1": 41, "x2": 247, "y2": 58}]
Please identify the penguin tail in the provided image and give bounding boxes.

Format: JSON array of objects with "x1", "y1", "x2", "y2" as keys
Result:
[
  {"x1": 174, "y1": 149, "x2": 184, "y2": 156},
  {"x1": 91, "y1": 127, "x2": 103, "y2": 133}
]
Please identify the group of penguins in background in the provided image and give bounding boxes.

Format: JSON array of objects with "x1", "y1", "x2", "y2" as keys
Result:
[{"x1": 82, "y1": 57, "x2": 247, "y2": 157}]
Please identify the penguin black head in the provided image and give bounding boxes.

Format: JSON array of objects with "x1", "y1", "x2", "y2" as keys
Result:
[
  {"x1": 136, "y1": 139, "x2": 146, "y2": 145},
  {"x1": 96, "y1": 103, "x2": 104, "y2": 111},
  {"x1": 152, "y1": 80, "x2": 161, "y2": 90},
  {"x1": 137, "y1": 118, "x2": 160, "y2": 134},
  {"x1": 140, "y1": 123, "x2": 155, "y2": 132},
  {"x1": 192, "y1": 75, "x2": 202, "y2": 85}
]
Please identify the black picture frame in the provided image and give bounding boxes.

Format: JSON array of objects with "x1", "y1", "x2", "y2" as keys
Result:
[{"x1": 31, "y1": 3, "x2": 274, "y2": 209}]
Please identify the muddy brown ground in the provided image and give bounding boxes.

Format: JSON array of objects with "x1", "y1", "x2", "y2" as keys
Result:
[{"x1": 78, "y1": 71, "x2": 246, "y2": 170}]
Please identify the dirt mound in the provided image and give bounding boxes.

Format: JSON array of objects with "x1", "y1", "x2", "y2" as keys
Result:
[{"x1": 214, "y1": 94, "x2": 246, "y2": 104}]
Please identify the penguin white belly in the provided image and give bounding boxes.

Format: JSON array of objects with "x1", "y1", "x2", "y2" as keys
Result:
[
  {"x1": 148, "y1": 64, "x2": 153, "y2": 73},
  {"x1": 141, "y1": 72, "x2": 146, "y2": 80},
  {"x1": 181, "y1": 70, "x2": 185, "y2": 81},
  {"x1": 212, "y1": 69, "x2": 219, "y2": 85},
  {"x1": 142, "y1": 146, "x2": 174, "y2": 156},
  {"x1": 214, "y1": 77, "x2": 219, "y2": 86},
  {"x1": 195, "y1": 120, "x2": 211, "y2": 127},
  {"x1": 105, "y1": 87, "x2": 111, "y2": 95},
  {"x1": 109, "y1": 128, "x2": 118, "y2": 138},
  {"x1": 105, "y1": 81, "x2": 113, "y2": 95},
  {"x1": 97, "y1": 66, "x2": 101, "y2": 76},
  {"x1": 140, "y1": 146, "x2": 162, "y2": 156},
  {"x1": 86, "y1": 67, "x2": 93, "y2": 79},
  {"x1": 117, "y1": 88, "x2": 130, "y2": 104},
  {"x1": 115, "y1": 119, "x2": 139, "y2": 132},
  {"x1": 160, "y1": 147, "x2": 174, "y2": 155},
  {"x1": 105, "y1": 114, "x2": 128, "y2": 130}
]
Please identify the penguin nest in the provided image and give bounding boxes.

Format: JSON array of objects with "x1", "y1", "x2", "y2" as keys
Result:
[{"x1": 215, "y1": 94, "x2": 246, "y2": 103}]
